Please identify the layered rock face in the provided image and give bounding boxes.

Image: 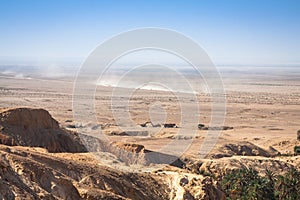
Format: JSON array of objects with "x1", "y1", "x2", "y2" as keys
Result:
[
  {"x1": 0, "y1": 145, "x2": 171, "y2": 200},
  {"x1": 0, "y1": 108, "x2": 59, "y2": 129},
  {"x1": 0, "y1": 108, "x2": 225, "y2": 199},
  {"x1": 0, "y1": 108, "x2": 86, "y2": 153},
  {"x1": 1, "y1": 107, "x2": 299, "y2": 199}
]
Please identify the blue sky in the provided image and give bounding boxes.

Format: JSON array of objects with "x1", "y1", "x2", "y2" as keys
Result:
[{"x1": 0, "y1": 0, "x2": 299, "y2": 66}]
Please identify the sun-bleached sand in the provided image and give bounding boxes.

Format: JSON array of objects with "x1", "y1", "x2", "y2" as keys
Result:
[{"x1": 0, "y1": 66, "x2": 299, "y2": 199}]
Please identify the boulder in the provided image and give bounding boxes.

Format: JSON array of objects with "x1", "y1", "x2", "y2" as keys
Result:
[{"x1": 164, "y1": 123, "x2": 177, "y2": 128}]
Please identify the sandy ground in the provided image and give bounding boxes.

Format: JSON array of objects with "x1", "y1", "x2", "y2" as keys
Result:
[
  {"x1": 0, "y1": 67, "x2": 299, "y2": 158},
  {"x1": 0, "y1": 67, "x2": 299, "y2": 199}
]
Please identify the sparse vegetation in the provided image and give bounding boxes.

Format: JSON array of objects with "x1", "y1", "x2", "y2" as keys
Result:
[
  {"x1": 294, "y1": 146, "x2": 300, "y2": 155},
  {"x1": 221, "y1": 168, "x2": 300, "y2": 200}
]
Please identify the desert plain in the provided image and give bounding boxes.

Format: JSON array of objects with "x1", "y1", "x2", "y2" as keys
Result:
[{"x1": 0, "y1": 66, "x2": 299, "y2": 199}]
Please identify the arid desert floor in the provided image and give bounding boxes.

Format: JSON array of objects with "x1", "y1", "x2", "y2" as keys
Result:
[{"x1": 0, "y1": 66, "x2": 299, "y2": 199}]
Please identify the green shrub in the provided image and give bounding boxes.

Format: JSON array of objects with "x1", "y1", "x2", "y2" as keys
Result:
[
  {"x1": 294, "y1": 146, "x2": 300, "y2": 155},
  {"x1": 221, "y1": 168, "x2": 300, "y2": 200},
  {"x1": 274, "y1": 168, "x2": 300, "y2": 200},
  {"x1": 221, "y1": 168, "x2": 274, "y2": 200}
]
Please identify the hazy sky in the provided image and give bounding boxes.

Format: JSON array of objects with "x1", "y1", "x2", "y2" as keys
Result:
[{"x1": 0, "y1": 0, "x2": 299, "y2": 66}]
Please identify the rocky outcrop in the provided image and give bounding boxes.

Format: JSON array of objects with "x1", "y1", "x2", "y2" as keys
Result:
[
  {"x1": 0, "y1": 144, "x2": 171, "y2": 200},
  {"x1": 186, "y1": 156, "x2": 296, "y2": 181},
  {"x1": 78, "y1": 133, "x2": 185, "y2": 167},
  {"x1": 164, "y1": 123, "x2": 177, "y2": 128},
  {"x1": 164, "y1": 170, "x2": 225, "y2": 200},
  {"x1": 1, "y1": 107, "x2": 298, "y2": 199},
  {"x1": 198, "y1": 124, "x2": 233, "y2": 131},
  {"x1": 111, "y1": 142, "x2": 146, "y2": 153},
  {"x1": 0, "y1": 108, "x2": 59, "y2": 129},
  {"x1": 208, "y1": 142, "x2": 274, "y2": 158},
  {"x1": 108, "y1": 142, "x2": 185, "y2": 168},
  {"x1": 0, "y1": 108, "x2": 86, "y2": 153},
  {"x1": 0, "y1": 143, "x2": 230, "y2": 200}
]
